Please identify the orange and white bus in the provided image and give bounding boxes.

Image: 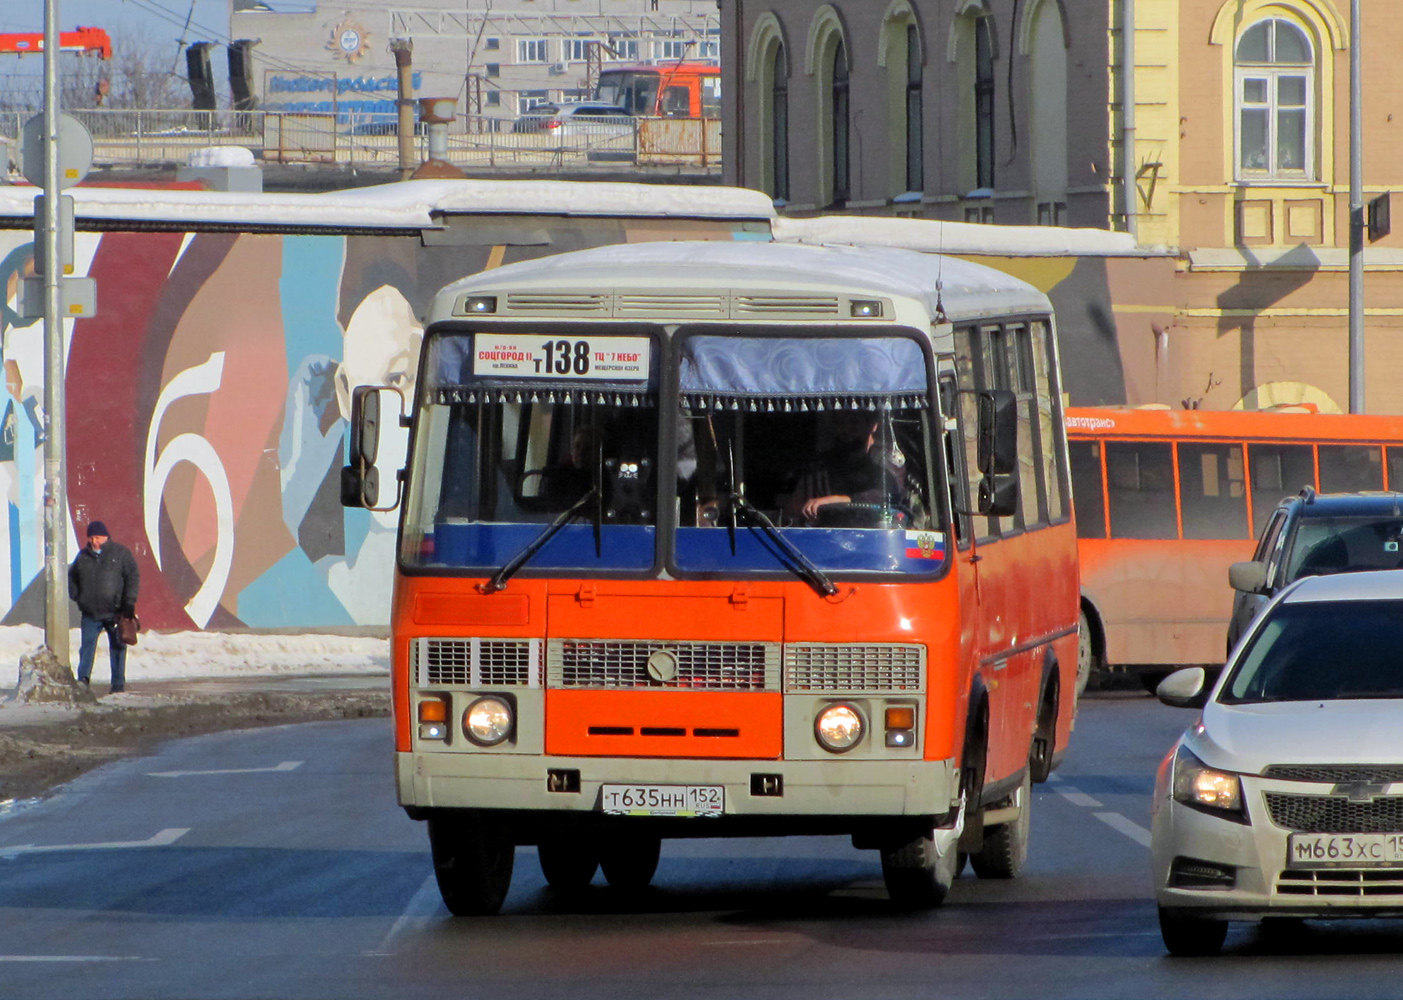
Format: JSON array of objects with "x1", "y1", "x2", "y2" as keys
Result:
[
  {"x1": 344, "y1": 241, "x2": 1079, "y2": 914},
  {"x1": 593, "y1": 62, "x2": 721, "y2": 118},
  {"x1": 1067, "y1": 405, "x2": 1403, "y2": 690}
]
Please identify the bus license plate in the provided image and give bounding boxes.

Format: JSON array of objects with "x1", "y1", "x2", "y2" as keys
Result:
[
  {"x1": 600, "y1": 784, "x2": 724, "y2": 817},
  {"x1": 1288, "y1": 833, "x2": 1403, "y2": 867}
]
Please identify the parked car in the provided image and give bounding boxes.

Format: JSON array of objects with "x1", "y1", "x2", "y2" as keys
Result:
[
  {"x1": 1152, "y1": 571, "x2": 1403, "y2": 955},
  {"x1": 510, "y1": 102, "x2": 633, "y2": 138},
  {"x1": 1226, "y1": 487, "x2": 1403, "y2": 654}
]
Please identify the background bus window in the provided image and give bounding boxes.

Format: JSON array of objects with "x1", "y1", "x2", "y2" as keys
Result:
[
  {"x1": 1068, "y1": 440, "x2": 1106, "y2": 538},
  {"x1": 1319, "y1": 444, "x2": 1383, "y2": 492},
  {"x1": 1105, "y1": 441, "x2": 1177, "y2": 539},
  {"x1": 1030, "y1": 322, "x2": 1065, "y2": 521},
  {"x1": 1388, "y1": 447, "x2": 1403, "y2": 492},
  {"x1": 1248, "y1": 443, "x2": 1314, "y2": 531},
  {"x1": 1178, "y1": 442, "x2": 1250, "y2": 539}
]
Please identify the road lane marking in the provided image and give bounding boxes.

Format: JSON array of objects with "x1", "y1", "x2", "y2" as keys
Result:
[
  {"x1": 1047, "y1": 777, "x2": 1103, "y2": 809},
  {"x1": 0, "y1": 827, "x2": 189, "y2": 860},
  {"x1": 147, "y1": 761, "x2": 303, "y2": 778},
  {"x1": 0, "y1": 956, "x2": 150, "y2": 962},
  {"x1": 367, "y1": 874, "x2": 444, "y2": 956},
  {"x1": 1095, "y1": 811, "x2": 1153, "y2": 847}
]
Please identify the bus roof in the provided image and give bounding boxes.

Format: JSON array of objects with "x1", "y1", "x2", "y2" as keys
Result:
[
  {"x1": 1065, "y1": 405, "x2": 1403, "y2": 440},
  {"x1": 774, "y1": 215, "x2": 1169, "y2": 258},
  {"x1": 429, "y1": 241, "x2": 1052, "y2": 325},
  {"x1": 0, "y1": 178, "x2": 775, "y2": 231}
]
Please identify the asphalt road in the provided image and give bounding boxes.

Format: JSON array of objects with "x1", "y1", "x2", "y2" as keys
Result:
[{"x1": 3, "y1": 695, "x2": 1403, "y2": 1000}]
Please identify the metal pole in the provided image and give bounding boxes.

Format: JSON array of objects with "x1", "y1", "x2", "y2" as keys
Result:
[
  {"x1": 1348, "y1": 0, "x2": 1365, "y2": 413},
  {"x1": 42, "y1": 0, "x2": 70, "y2": 665}
]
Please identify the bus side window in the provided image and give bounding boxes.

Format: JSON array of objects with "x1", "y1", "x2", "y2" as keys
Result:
[
  {"x1": 1388, "y1": 445, "x2": 1403, "y2": 491},
  {"x1": 1030, "y1": 321, "x2": 1066, "y2": 522},
  {"x1": 1248, "y1": 443, "x2": 1314, "y2": 533},
  {"x1": 1179, "y1": 443, "x2": 1250, "y2": 540},
  {"x1": 662, "y1": 85, "x2": 690, "y2": 116},
  {"x1": 1105, "y1": 441, "x2": 1176, "y2": 539},
  {"x1": 1068, "y1": 440, "x2": 1106, "y2": 538},
  {"x1": 1319, "y1": 444, "x2": 1383, "y2": 492},
  {"x1": 938, "y1": 371, "x2": 968, "y2": 545}
]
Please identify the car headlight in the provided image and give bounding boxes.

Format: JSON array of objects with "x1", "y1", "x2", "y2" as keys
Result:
[
  {"x1": 1171, "y1": 745, "x2": 1246, "y2": 821},
  {"x1": 815, "y1": 703, "x2": 864, "y2": 753},
  {"x1": 464, "y1": 696, "x2": 514, "y2": 747}
]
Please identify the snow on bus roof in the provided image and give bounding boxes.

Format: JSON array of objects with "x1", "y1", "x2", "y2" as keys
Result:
[
  {"x1": 0, "y1": 178, "x2": 775, "y2": 229},
  {"x1": 773, "y1": 214, "x2": 1169, "y2": 257},
  {"x1": 435, "y1": 240, "x2": 1053, "y2": 321}
]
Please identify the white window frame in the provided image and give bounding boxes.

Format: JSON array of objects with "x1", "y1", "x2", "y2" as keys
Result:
[
  {"x1": 517, "y1": 38, "x2": 551, "y2": 64},
  {"x1": 517, "y1": 90, "x2": 550, "y2": 115},
  {"x1": 563, "y1": 38, "x2": 595, "y2": 63},
  {"x1": 1234, "y1": 18, "x2": 1315, "y2": 182}
]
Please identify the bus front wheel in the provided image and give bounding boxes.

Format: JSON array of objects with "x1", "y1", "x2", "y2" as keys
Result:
[
  {"x1": 969, "y1": 767, "x2": 1031, "y2": 879},
  {"x1": 1076, "y1": 608, "x2": 1096, "y2": 697},
  {"x1": 880, "y1": 799, "x2": 964, "y2": 909},
  {"x1": 428, "y1": 813, "x2": 515, "y2": 916},
  {"x1": 600, "y1": 832, "x2": 662, "y2": 890},
  {"x1": 537, "y1": 836, "x2": 599, "y2": 891}
]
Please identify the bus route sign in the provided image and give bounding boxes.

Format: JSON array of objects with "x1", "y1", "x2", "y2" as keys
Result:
[{"x1": 472, "y1": 334, "x2": 650, "y2": 380}]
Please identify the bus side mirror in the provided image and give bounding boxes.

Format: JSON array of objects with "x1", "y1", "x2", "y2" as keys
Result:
[
  {"x1": 977, "y1": 474, "x2": 1018, "y2": 517},
  {"x1": 1228, "y1": 561, "x2": 1268, "y2": 594},
  {"x1": 341, "y1": 385, "x2": 405, "y2": 511},
  {"x1": 976, "y1": 388, "x2": 1017, "y2": 476}
]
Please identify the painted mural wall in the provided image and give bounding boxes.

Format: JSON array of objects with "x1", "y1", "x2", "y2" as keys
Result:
[{"x1": 0, "y1": 216, "x2": 752, "y2": 631}]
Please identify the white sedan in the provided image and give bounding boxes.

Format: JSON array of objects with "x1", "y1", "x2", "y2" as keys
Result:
[{"x1": 1151, "y1": 570, "x2": 1403, "y2": 956}]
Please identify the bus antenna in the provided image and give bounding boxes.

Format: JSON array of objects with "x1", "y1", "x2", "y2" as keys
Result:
[{"x1": 934, "y1": 222, "x2": 949, "y2": 323}]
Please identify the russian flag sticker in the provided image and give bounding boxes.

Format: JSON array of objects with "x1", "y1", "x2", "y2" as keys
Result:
[{"x1": 904, "y1": 530, "x2": 946, "y2": 560}]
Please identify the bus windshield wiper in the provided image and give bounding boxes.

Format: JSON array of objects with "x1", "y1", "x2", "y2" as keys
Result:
[
  {"x1": 728, "y1": 492, "x2": 839, "y2": 598},
  {"x1": 478, "y1": 487, "x2": 599, "y2": 594}
]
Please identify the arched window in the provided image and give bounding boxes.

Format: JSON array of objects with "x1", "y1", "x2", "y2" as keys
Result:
[
  {"x1": 905, "y1": 25, "x2": 923, "y2": 193},
  {"x1": 832, "y1": 39, "x2": 850, "y2": 205},
  {"x1": 974, "y1": 16, "x2": 995, "y2": 190},
  {"x1": 772, "y1": 43, "x2": 790, "y2": 203},
  {"x1": 1026, "y1": 0, "x2": 1067, "y2": 223},
  {"x1": 1235, "y1": 17, "x2": 1314, "y2": 180}
]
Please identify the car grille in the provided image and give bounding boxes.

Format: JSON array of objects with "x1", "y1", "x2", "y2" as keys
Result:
[
  {"x1": 784, "y1": 643, "x2": 925, "y2": 693},
  {"x1": 1277, "y1": 869, "x2": 1403, "y2": 897},
  {"x1": 414, "y1": 638, "x2": 540, "y2": 687},
  {"x1": 1264, "y1": 764, "x2": 1403, "y2": 783},
  {"x1": 1265, "y1": 792, "x2": 1403, "y2": 833},
  {"x1": 547, "y1": 640, "x2": 780, "y2": 691}
]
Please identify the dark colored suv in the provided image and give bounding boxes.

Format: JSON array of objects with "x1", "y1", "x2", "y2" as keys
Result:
[{"x1": 1226, "y1": 488, "x2": 1403, "y2": 652}]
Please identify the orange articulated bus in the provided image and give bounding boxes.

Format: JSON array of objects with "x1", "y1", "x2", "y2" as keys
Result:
[
  {"x1": 593, "y1": 62, "x2": 720, "y2": 118},
  {"x1": 344, "y1": 241, "x2": 1079, "y2": 914},
  {"x1": 1067, "y1": 405, "x2": 1403, "y2": 690}
]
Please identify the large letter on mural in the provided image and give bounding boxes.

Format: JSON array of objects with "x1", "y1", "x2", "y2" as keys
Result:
[{"x1": 144, "y1": 352, "x2": 234, "y2": 628}]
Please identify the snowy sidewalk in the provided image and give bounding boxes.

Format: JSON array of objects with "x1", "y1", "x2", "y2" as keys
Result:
[{"x1": 0, "y1": 625, "x2": 391, "y2": 727}]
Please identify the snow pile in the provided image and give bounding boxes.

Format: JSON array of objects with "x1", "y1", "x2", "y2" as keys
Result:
[
  {"x1": 12, "y1": 644, "x2": 98, "y2": 706},
  {"x1": 188, "y1": 145, "x2": 257, "y2": 168},
  {"x1": 0, "y1": 626, "x2": 390, "y2": 683}
]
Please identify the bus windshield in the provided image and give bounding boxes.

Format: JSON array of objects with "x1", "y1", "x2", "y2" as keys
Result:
[
  {"x1": 594, "y1": 70, "x2": 659, "y2": 115},
  {"x1": 402, "y1": 330, "x2": 660, "y2": 572},
  {"x1": 674, "y1": 333, "x2": 945, "y2": 577}
]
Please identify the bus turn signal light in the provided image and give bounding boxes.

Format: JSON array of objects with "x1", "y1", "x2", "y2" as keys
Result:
[
  {"x1": 418, "y1": 697, "x2": 449, "y2": 741},
  {"x1": 884, "y1": 705, "x2": 916, "y2": 748}
]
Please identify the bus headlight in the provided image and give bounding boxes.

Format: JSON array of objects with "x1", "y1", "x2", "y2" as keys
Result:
[
  {"x1": 815, "y1": 703, "x2": 864, "y2": 753},
  {"x1": 464, "y1": 696, "x2": 514, "y2": 747}
]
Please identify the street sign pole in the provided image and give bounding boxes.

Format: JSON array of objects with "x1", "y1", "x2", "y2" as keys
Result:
[
  {"x1": 1348, "y1": 0, "x2": 1364, "y2": 413},
  {"x1": 42, "y1": 0, "x2": 70, "y2": 666}
]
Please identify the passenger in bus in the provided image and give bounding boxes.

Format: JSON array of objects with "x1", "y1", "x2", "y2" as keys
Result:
[{"x1": 785, "y1": 409, "x2": 908, "y2": 525}]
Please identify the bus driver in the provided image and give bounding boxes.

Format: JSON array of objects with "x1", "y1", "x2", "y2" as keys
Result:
[{"x1": 786, "y1": 409, "x2": 909, "y2": 525}]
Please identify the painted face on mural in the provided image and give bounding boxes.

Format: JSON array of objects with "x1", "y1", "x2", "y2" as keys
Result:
[{"x1": 334, "y1": 285, "x2": 424, "y2": 422}]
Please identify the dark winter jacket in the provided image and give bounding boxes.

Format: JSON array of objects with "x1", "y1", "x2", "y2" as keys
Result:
[{"x1": 68, "y1": 540, "x2": 140, "y2": 621}]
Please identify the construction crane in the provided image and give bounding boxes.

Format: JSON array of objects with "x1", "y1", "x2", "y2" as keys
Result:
[{"x1": 0, "y1": 26, "x2": 113, "y2": 60}]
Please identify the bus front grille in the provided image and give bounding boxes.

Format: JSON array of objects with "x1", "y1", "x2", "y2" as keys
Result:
[
  {"x1": 783, "y1": 643, "x2": 926, "y2": 693},
  {"x1": 547, "y1": 640, "x2": 780, "y2": 691},
  {"x1": 415, "y1": 638, "x2": 541, "y2": 688}
]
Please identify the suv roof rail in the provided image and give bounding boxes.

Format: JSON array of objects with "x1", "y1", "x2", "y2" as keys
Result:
[{"x1": 1299, "y1": 485, "x2": 1316, "y2": 503}]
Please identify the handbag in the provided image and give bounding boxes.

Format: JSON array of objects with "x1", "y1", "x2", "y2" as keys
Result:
[{"x1": 117, "y1": 613, "x2": 140, "y2": 646}]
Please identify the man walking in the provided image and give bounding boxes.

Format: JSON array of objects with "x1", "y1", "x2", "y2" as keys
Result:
[{"x1": 68, "y1": 520, "x2": 140, "y2": 693}]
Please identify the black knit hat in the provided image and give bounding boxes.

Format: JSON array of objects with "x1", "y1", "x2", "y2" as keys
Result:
[{"x1": 86, "y1": 521, "x2": 109, "y2": 538}]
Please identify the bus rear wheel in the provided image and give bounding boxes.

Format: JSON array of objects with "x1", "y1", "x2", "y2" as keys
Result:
[
  {"x1": 537, "y1": 837, "x2": 599, "y2": 891},
  {"x1": 600, "y1": 833, "x2": 662, "y2": 890},
  {"x1": 428, "y1": 813, "x2": 515, "y2": 916},
  {"x1": 881, "y1": 801, "x2": 964, "y2": 909},
  {"x1": 1076, "y1": 609, "x2": 1095, "y2": 696},
  {"x1": 969, "y1": 768, "x2": 1031, "y2": 879}
]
